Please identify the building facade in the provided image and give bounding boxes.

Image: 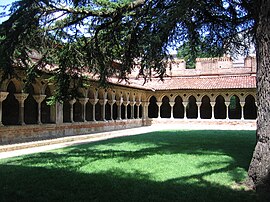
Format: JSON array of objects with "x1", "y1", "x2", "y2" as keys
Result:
[{"x1": 0, "y1": 56, "x2": 257, "y2": 144}]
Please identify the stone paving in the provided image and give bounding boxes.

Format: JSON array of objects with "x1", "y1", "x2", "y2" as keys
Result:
[{"x1": 0, "y1": 122, "x2": 256, "y2": 160}]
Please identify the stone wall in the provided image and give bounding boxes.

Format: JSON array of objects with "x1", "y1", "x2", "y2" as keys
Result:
[{"x1": 0, "y1": 119, "x2": 145, "y2": 145}]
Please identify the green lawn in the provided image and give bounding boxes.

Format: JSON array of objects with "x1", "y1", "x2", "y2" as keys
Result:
[{"x1": 0, "y1": 130, "x2": 267, "y2": 202}]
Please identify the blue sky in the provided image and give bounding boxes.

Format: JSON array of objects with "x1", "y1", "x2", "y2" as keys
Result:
[{"x1": 0, "y1": 0, "x2": 16, "y2": 23}]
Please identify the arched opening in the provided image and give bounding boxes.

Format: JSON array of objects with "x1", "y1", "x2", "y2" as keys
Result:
[
  {"x1": 127, "y1": 104, "x2": 131, "y2": 119},
  {"x1": 173, "y1": 96, "x2": 184, "y2": 118},
  {"x1": 160, "y1": 96, "x2": 171, "y2": 118},
  {"x1": 86, "y1": 102, "x2": 93, "y2": 121},
  {"x1": 73, "y1": 101, "x2": 82, "y2": 122},
  {"x1": 187, "y1": 96, "x2": 198, "y2": 119},
  {"x1": 63, "y1": 101, "x2": 71, "y2": 122},
  {"x1": 2, "y1": 81, "x2": 19, "y2": 125},
  {"x1": 41, "y1": 87, "x2": 54, "y2": 123},
  {"x1": 105, "y1": 102, "x2": 111, "y2": 120},
  {"x1": 113, "y1": 103, "x2": 118, "y2": 120},
  {"x1": 148, "y1": 96, "x2": 158, "y2": 118},
  {"x1": 229, "y1": 95, "x2": 241, "y2": 119},
  {"x1": 121, "y1": 104, "x2": 125, "y2": 119},
  {"x1": 24, "y1": 85, "x2": 38, "y2": 124},
  {"x1": 214, "y1": 95, "x2": 226, "y2": 119},
  {"x1": 134, "y1": 105, "x2": 138, "y2": 118},
  {"x1": 244, "y1": 95, "x2": 257, "y2": 119},
  {"x1": 201, "y1": 96, "x2": 211, "y2": 119},
  {"x1": 139, "y1": 105, "x2": 142, "y2": 118},
  {"x1": 95, "y1": 102, "x2": 102, "y2": 121}
]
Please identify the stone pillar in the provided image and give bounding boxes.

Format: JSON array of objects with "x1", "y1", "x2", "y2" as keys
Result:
[
  {"x1": 142, "y1": 101, "x2": 149, "y2": 119},
  {"x1": 196, "y1": 101, "x2": 202, "y2": 119},
  {"x1": 0, "y1": 92, "x2": 9, "y2": 126},
  {"x1": 33, "y1": 94, "x2": 46, "y2": 124},
  {"x1": 225, "y1": 101, "x2": 230, "y2": 120},
  {"x1": 14, "y1": 93, "x2": 29, "y2": 125},
  {"x1": 240, "y1": 101, "x2": 245, "y2": 120},
  {"x1": 90, "y1": 99, "x2": 98, "y2": 122},
  {"x1": 210, "y1": 101, "x2": 216, "y2": 120},
  {"x1": 99, "y1": 99, "x2": 108, "y2": 121},
  {"x1": 69, "y1": 99, "x2": 76, "y2": 122},
  {"x1": 79, "y1": 98, "x2": 89, "y2": 122},
  {"x1": 55, "y1": 102, "x2": 64, "y2": 124},
  {"x1": 156, "y1": 101, "x2": 162, "y2": 119},
  {"x1": 123, "y1": 101, "x2": 130, "y2": 119},
  {"x1": 130, "y1": 101, "x2": 135, "y2": 119},
  {"x1": 116, "y1": 100, "x2": 123, "y2": 120},
  {"x1": 108, "y1": 100, "x2": 116, "y2": 120},
  {"x1": 136, "y1": 102, "x2": 141, "y2": 119},
  {"x1": 169, "y1": 101, "x2": 175, "y2": 119},
  {"x1": 182, "y1": 101, "x2": 188, "y2": 119}
]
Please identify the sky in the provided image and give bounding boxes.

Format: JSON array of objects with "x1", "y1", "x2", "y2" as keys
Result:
[{"x1": 0, "y1": 0, "x2": 16, "y2": 23}]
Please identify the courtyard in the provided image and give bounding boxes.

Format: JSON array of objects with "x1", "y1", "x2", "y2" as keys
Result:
[{"x1": 1, "y1": 125, "x2": 269, "y2": 202}]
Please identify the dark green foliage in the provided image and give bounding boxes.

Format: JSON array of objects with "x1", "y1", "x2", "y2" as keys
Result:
[
  {"x1": 0, "y1": 0, "x2": 256, "y2": 101},
  {"x1": 177, "y1": 39, "x2": 223, "y2": 69}
]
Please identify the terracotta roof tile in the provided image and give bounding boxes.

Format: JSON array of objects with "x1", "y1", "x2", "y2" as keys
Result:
[{"x1": 110, "y1": 75, "x2": 256, "y2": 90}]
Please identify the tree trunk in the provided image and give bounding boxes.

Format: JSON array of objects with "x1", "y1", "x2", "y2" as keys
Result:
[{"x1": 247, "y1": 0, "x2": 270, "y2": 191}]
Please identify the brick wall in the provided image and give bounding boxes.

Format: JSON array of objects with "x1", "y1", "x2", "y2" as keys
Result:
[{"x1": 0, "y1": 119, "x2": 145, "y2": 145}]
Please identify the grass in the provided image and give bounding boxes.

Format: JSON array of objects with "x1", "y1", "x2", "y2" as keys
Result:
[{"x1": 0, "y1": 129, "x2": 267, "y2": 202}]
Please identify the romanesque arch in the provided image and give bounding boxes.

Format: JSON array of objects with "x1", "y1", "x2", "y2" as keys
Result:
[
  {"x1": 229, "y1": 95, "x2": 241, "y2": 119},
  {"x1": 244, "y1": 95, "x2": 257, "y2": 119},
  {"x1": 24, "y1": 84, "x2": 38, "y2": 124},
  {"x1": 41, "y1": 86, "x2": 53, "y2": 123},
  {"x1": 148, "y1": 96, "x2": 158, "y2": 118},
  {"x1": 2, "y1": 81, "x2": 19, "y2": 125},
  {"x1": 201, "y1": 95, "x2": 211, "y2": 119},
  {"x1": 214, "y1": 95, "x2": 226, "y2": 119},
  {"x1": 160, "y1": 96, "x2": 170, "y2": 118},
  {"x1": 173, "y1": 95, "x2": 184, "y2": 118},
  {"x1": 187, "y1": 95, "x2": 198, "y2": 119}
]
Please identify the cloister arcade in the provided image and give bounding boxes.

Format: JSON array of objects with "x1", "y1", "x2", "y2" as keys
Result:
[{"x1": 0, "y1": 78, "x2": 257, "y2": 127}]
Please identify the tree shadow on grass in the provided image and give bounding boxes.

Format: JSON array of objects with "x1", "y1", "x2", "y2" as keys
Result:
[
  {"x1": 1, "y1": 130, "x2": 266, "y2": 201},
  {"x1": 0, "y1": 164, "x2": 261, "y2": 202}
]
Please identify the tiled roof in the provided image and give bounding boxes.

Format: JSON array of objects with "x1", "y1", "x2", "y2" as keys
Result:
[{"x1": 109, "y1": 75, "x2": 256, "y2": 90}]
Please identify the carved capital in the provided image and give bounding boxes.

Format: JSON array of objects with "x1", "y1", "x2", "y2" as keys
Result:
[
  {"x1": 69, "y1": 98, "x2": 76, "y2": 105},
  {"x1": 78, "y1": 98, "x2": 89, "y2": 105},
  {"x1": 99, "y1": 99, "x2": 108, "y2": 105},
  {"x1": 89, "y1": 98, "x2": 99, "y2": 105},
  {"x1": 0, "y1": 92, "x2": 9, "y2": 102},
  {"x1": 33, "y1": 94, "x2": 47, "y2": 104},
  {"x1": 14, "y1": 93, "x2": 29, "y2": 104},
  {"x1": 108, "y1": 99, "x2": 116, "y2": 105},
  {"x1": 123, "y1": 101, "x2": 130, "y2": 106}
]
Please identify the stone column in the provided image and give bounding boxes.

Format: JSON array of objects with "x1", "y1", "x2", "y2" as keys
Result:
[
  {"x1": 123, "y1": 101, "x2": 130, "y2": 119},
  {"x1": 240, "y1": 101, "x2": 245, "y2": 120},
  {"x1": 14, "y1": 93, "x2": 29, "y2": 125},
  {"x1": 142, "y1": 101, "x2": 149, "y2": 119},
  {"x1": 69, "y1": 99, "x2": 76, "y2": 122},
  {"x1": 99, "y1": 99, "x2": 108, "y2": 121},
  {"x1": 89, "y1": 99, "x2": 98, "y2": 122},
  {"x1": 79, "y1": 98, "x2": 89, "y2": 122},
  {"x1": 108, "y1": 100, "x2": 116, "y2": 120},
  {"x1": 136, "y1": 102, "x2": 141, "y2": 119},
  {"x1": 156, "y1": 101, "x2": 162, "y2": 119},
  {"x1": 196, "y1": 101, "x2": 202, "y2": 119},
  {"x1": 116, "y1": 100, "x2": 123, "y2": 120},
  {"x1": 182, "y1": 101, "x2": 188, "y2": 119},
  {"x1": 225, "y1": 101, "x2": 230, "y2": 120},
  {"x1": 169, "y1": 101, "x2": 175, "y2": 119},
  {"x1": 0, "y1": 92, "x2": 9, "y2": 126},
  {"x1": 33, "y1": 94, "x2": 46, "y2": 124},
  {"x1": 210, "y1": 101, "x2": 216, "y2": 120},
  {"x1": 130, "y1": 101, "x2": 135, "y2": 119}
]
